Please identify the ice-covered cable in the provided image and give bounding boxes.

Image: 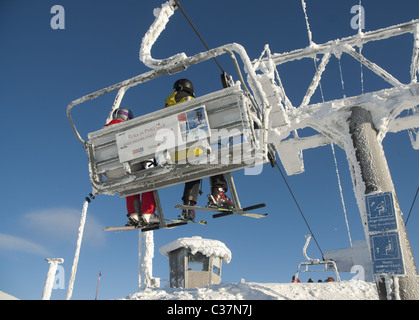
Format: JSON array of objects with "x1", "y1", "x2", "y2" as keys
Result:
[
  {"x1": 338, "y1": 58, "x2": 347, "y2": 98},
  {"x1": 358, "y1": 0, "x2": 365, "y2": 93},
  {"x1": 301, "y1": 0, "x2": 313, "y2": 46},
  {"x1": 331, "y1": 143, "x2": 352, "y2": 247}
]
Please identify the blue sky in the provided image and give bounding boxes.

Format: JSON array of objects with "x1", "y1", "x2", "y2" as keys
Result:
[{"x1": 0, "y1": 0, "x2": 418, "y2": 300}]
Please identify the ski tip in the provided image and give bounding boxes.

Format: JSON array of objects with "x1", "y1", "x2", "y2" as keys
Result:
[{"x1": 104, "y1": 226, "x2": 137, "y2": 232}]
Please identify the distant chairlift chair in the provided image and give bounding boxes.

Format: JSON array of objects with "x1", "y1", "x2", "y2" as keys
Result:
[{"x1": 294, "y1": 235, "x2": 341, "y2": 282}]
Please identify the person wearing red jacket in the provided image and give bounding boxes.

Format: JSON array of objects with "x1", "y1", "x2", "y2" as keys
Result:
[{"x1": 105, "y1": 108, "x2": 157, "y2": 227}]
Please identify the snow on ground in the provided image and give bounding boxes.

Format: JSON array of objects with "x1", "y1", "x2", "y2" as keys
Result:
[
  {"x1": 130, "y1": 236, "x2": 378, "y2": 300},
  {"x1": 123, "y1": 280, "x2": 378, "y2": 300}
]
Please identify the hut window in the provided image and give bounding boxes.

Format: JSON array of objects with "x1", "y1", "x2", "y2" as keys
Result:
[
  {"x1": 212, "y1": 257, "x2": 221, "y2": 275},
  {"x1": 187, "y1": 252, "x2": 209, "y2": 271}
]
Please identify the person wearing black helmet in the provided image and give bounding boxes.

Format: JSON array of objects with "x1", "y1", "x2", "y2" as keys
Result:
[
  {"x1": 105, "y1": 108, "x2": 157, "y2": 227},
  {"x1": 164, "y1": 79, "x2": 232, "y2": 222},
  {"x1": 164, "y1": 78, "x2": 195, "y2": 107}
]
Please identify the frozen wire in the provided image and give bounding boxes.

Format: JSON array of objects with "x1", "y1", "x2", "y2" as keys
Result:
[
  {"x1": 358, "y1": 0, "x2": 365, "y2": 93},
  {"x1": 301, "y1": 0, "x2": 327, "y2": 104},
  {"x1": 173, "y1": 0, "x2": 225, "y2": 74},
  {"x1": 301, "y1": 0, "x2": 313, "y2": 46},
  {"x1": 331, "y1": 143, "x2": 352, "y2": 247},
  {"x1": 338, "y1": 58, "x2": 347, "y2": 98},
  {"x1": 300, "y1": 0, "x2": 352, "y2": 247},
  {"x1": 405, "y1": 186, "x2": 419, "y2": 226}
]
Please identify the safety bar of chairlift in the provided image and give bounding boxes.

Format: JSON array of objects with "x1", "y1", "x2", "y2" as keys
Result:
[
  {"x1": 295, "y1": 260, "x2": 341, "y2": 282},
  {"x1": 66, "y1": 43, "x2": 267, "y2": 148}
]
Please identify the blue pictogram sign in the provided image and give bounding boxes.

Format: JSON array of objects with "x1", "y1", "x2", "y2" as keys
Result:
[
  {"x1": 370, "y1": 232, "x2": 404, "y2": 275},
  {"x1": 365, "y1": 192, "x2": 397, "y2": 232}
]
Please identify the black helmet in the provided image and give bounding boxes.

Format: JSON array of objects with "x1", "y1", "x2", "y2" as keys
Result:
[
  {"x1": 112, "y1": 108, "x2": 133, "y2": 121},
  {"x1": 173, "y1": 79, "x2": 194, "y2": 97}
]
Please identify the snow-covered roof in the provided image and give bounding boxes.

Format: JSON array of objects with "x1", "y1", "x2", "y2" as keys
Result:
[
  {"x1": 159, "y1": 236, "x2": 232, "y2": 263},
  {"x1": 0, "y1": 290, "x2": 19, "y2": 300}
]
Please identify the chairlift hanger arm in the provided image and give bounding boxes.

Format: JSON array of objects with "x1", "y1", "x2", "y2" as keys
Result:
[
  {"x1": 139, "y1": 0, "x2": 271, "y2": 120},
  {"x1": 67, "y1": 42, "x2": 268, "y2": 147}
]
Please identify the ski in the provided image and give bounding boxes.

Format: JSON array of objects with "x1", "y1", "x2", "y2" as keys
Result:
[
  {"x1": 165, "y1": 218, "x2": 207, "y2": 225},
  {"x1": 213, "y1": 203, "x2": 268, "y2": 219},
  {"x1": 104, "y1": 225, "x2": 138, "y2": 232},
  {"x1": 212, "y1": 210, "x2": 268, "y2": 219},
  {"x1": 104, "y1": 221, "x2": 187, "y2": 233},
  {"x1": 141, "y1": 221, "x2": 188, "y2": 232},
  {"x1": 175, "y1": 203, "x2": 267, "y2": 219}
]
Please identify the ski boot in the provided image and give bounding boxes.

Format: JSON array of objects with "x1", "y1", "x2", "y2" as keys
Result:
[
  {"x1": 125, "y1": 213, "x2": 141, "y2": 227},
  {"x1": 207, "y1": 188, "x2": 233, "y2": 209},
  {"x1": 179, "y1": 200, "x2": 196, "y2": 222},
  {"x1": 142, "y1": 213, "x2": 160, "y2": 226},
  {"x1": 125, "y1": 213, "x2": 159, "y2": 227}
]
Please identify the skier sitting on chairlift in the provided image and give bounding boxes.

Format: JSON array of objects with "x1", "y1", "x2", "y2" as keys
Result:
[
  {"x1": 164, "y1": 79, "x2": 233, "y2": 222},
  {"x1": 105, "y1": 108, "x2": 158, "y2": 227}
]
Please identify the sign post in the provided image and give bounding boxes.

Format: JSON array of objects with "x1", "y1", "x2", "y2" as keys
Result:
[{"x1": 349, "y1": 107, "x2": 419, "y2": 300}]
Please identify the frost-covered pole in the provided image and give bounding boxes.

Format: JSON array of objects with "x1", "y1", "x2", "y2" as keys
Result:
[
  {"x1": 66, "y1": 199, "x2": 89, "y2": 300},
  {"x1": 138, "y1": 230, "x2": 155, "y2": 290},
  {"x1": 41, "y1": 258, "x2": 64, "y2": 300},
  {"x1": 348, "y1": 106, "x2": 419, "y2": 300}
]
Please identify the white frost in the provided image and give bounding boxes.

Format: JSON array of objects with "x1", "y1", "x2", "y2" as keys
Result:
[
  {"x1": 139, "y1": 0, "x2": 187, "y2": 69},
  {"x1": 139, "y1": 231, "x2": 155, "y2": 289}
]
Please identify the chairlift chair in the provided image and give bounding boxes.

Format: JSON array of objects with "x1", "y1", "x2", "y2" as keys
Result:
[
  {"x1": 294, "y1": 235, "x2": 341, "y2": 282},
  {"x1": 85, "y1": 84, "x2": 265, "y2": 198},
  {"x1": 67, "y1": 42, "x2": 271, "y2": 229}
]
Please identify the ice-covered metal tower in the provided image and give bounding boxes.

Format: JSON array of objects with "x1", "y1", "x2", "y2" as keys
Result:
[{"x1": 253, "y1": 15, "x2": 419, "y2": 300}]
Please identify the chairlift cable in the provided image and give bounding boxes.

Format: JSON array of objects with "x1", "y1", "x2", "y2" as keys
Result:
[
  {"x1": 173, "y1": 0, "x2": 226, "y2": 74},
  {"x1": 274, "y1": 161, "x2": 324, "y2": 259},
  {"x1": 405, "y1": 185, "x2": 419, "y2": 226}
]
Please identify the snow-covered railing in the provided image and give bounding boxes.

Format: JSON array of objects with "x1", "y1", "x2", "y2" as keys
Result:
[
  {"x1": 257, "y1": 19, "x2": 419, "y2": 110},
  {"x1": 258, "y1": 20, "x2": 419, "y2": 83},
  {"x1": 258, "y1": 19, "x2": 419, "y2": 175}
]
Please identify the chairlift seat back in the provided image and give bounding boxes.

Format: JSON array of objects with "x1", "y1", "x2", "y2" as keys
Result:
[{"x1": 86, "y1": 85, "x2": 267, "y2": 197}]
